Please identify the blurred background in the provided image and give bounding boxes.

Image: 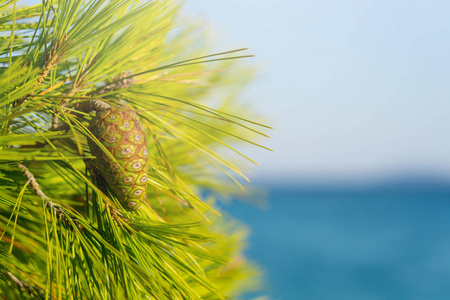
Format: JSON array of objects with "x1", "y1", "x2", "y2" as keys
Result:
[{"x1": 185, "y1": 1, "x2": 450, "y2": 299}]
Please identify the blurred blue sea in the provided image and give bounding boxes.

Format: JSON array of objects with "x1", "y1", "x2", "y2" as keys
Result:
[{"x1": 224, "y1": 182, "x2": 450, "y2": 300}]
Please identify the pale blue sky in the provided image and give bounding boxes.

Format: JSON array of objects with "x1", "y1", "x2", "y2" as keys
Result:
[{"x1": 184, "y1": 1, "x2": 450, "y2": 183}]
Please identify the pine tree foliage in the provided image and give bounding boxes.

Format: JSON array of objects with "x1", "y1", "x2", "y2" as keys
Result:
[{"x1": 0, "y1": 1, "x2": 271, "y2": 299}]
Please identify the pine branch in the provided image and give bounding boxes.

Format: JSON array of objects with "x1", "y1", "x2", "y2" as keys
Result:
[
  {"x1": 98, "y1": 70, "x2": 135, "y2": 94},
  {"x1": 74, "y1": 99, "x2": 112, "y2": 114},
  {"x1": 0, "y1": 1, "x2": 268, "y2": 298},
  {"x1": 15, "y1": 35, "x2": 68, "y2": 107},
  {"x1": 18, "y1": 163, "x2": 83, "y2": 231},
  {"x1": 4, "y1": 270, "x2": 44, "y2": 298},
  {"x1": 18, "y1": 164, "x2": 48, "y2": 201},
  {"x1": 52, "y1": 70, "x2": 133, "y2": 131},
  {"x1": 51, "y1": 99, "x2": 111, "y2": 131}
]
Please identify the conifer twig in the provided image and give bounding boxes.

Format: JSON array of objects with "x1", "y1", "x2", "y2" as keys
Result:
[
  {"x1": 5, "y1": 271, "x2": 43, "y2": 298},
  {"x1": 99, "y1": 70, "x2": 134, "y2": 94},
  {"x1": 52, "y1": 70, "x2": 133, "y2": 131},
  {"x1": 18, "y1": 164, "x2": 48, "y2": 201},
  {"x1": 52, "y1": 99, "x2": 111, "y2": 131},
  {"x1": 16, "y1": 36, "x2": 68, "y2": 106},
  {"x1": 75, "y1": 99, "x2": 112, "y2": 113},
  {"x1": 72, "y1": 70, "x2": 134, "y2": 113},
  {"x1": 18, "y1": 164, "x2": 82, "y2": 230}
]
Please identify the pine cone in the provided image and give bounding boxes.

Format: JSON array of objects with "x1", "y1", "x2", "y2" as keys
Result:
[{"x1": 88, "y1": 106, "x2": 148, "y2": 210}]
